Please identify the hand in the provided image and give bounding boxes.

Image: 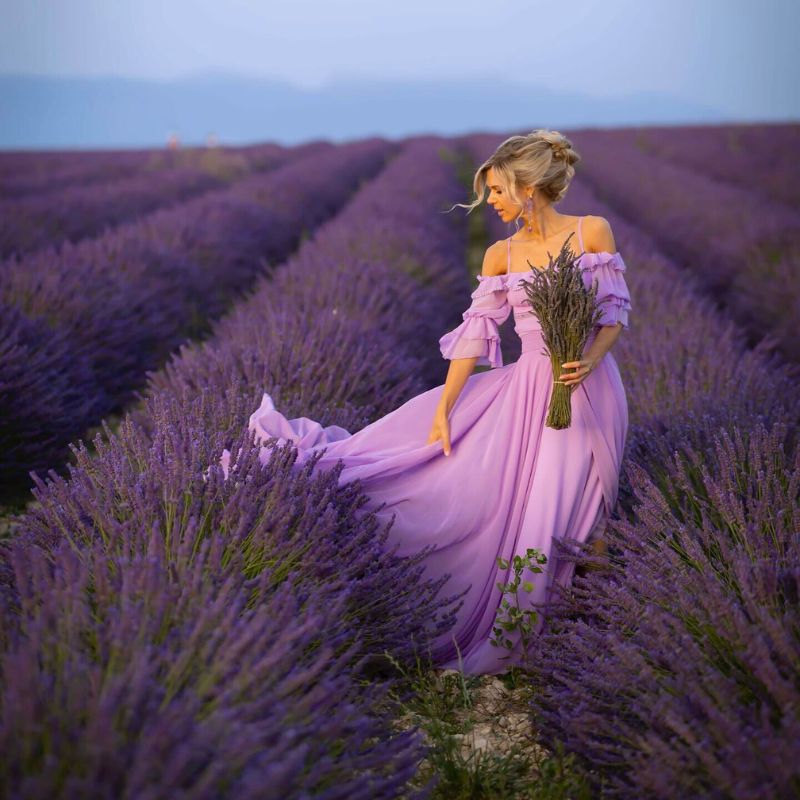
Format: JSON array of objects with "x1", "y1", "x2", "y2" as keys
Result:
[
  {"x1": 427, "y1": 407, "x2": 452, "y2": 456},
  {"x1": 558, "y1": 357, "x2": 598, "y2": 390}
]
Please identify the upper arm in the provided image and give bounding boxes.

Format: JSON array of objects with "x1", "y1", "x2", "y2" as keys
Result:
[
  {"x1": 481, "y1": 241, "x2": 506, "y2": 277},
  {"x1": 583, "y1": 215, "x2": 617, "y2": 253}
]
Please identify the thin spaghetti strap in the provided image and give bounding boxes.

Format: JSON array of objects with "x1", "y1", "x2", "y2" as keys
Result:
[
  {"x1": 506, "y1": 237, "x2": 510, "y2": 274},
  {"x1": 577, "y1": 216, "x2": 585, "y2": 253}
]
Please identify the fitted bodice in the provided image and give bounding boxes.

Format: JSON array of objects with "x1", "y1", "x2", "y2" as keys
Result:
[
  {"x1": 504, "y1": 216, "x2": 583, "y2": 323},
  {"x1": 499, "y1": 217, "x2": 629, "y2": 334},
  {"x1": 438, "y1": 217, "x2": 632, "y2": 369}
]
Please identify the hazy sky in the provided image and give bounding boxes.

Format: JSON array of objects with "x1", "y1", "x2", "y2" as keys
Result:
[{"x1": 1, "y1": 0, "x2": 797, "y2": 119}]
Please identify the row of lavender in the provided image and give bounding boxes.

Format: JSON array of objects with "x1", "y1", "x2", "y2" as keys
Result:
[
  {"x1": 0, "y1": 139, "x2": 395, "y2": 502},
  {"x1": 567, "y1": 129, "x2": 800, "y2": 365},
  {"x1": 608, "y1": 122, "x2": 800, "y2": 210},
  {"x1": 0, "y1": 141, "x2": 295, "y2": 258},
  {"x1": 0, "y1": 141, "x2": 287, "y2": 198},
  {"x1": 0, "y1": 137, "x2": 471, "y2": 798},
  {"x1": 468, "y1": 132, "x2": 800, "y2": 798},
  {"x1": 0, "y1": 147, "x2": 157, "y2": 197}
]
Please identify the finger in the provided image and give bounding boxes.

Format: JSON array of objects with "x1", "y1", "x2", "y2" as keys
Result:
[{"x1": 443, "y1": 431, "x2": 451, "y2": 456}]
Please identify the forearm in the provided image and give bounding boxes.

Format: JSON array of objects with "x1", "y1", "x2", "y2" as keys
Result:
[
  {"x1": 437, "y1": 357, "x2": 477, "y2": 415},
  {"x1": 584, "y1": 322, "x2": 623, "y2": 365}
]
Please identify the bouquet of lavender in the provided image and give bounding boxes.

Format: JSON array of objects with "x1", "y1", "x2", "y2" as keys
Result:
[{"x1": 518, "y1": 233, "x2": 602, "y2": 429}]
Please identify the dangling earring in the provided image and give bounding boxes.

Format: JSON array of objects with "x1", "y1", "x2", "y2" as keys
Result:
[{"x1": 523, "y1": 194, "x2": 534, "y2": 232}]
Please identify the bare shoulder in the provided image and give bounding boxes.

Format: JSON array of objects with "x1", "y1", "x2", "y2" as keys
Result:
[
  {"x1": 582, "y1": 215, "x2": 617, "y2": 253},
  {"x1": 481, "y1": 240, "x2": 507, "y2": 277}
]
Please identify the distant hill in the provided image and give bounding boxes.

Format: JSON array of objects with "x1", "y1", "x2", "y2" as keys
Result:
[{"x1": 0, "y1": 71, "x2": 729, "y2": 150}]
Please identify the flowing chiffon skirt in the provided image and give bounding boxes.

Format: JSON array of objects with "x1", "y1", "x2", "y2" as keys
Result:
[{"x1": 219, "y1": 325, "x2": 628, "y2": 675}]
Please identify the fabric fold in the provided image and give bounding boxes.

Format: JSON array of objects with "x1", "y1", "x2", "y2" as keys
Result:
[
  {"x1": 579, "y1": 251, "x2": 633, "y2": 329},
  {"x1": 217, "y1": 393, "x2": 352, "y2": 480},
  {"x1": 439, "y1": 274, "x2": 512, "y2": 369},
  {"x1": 439, "y1": 313, "x2": 504, "y2": 368}
]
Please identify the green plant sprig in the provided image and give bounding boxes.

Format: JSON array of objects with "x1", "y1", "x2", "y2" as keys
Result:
[{"x1": 490, "y1": 547, "x2": 548, "y2": 664}]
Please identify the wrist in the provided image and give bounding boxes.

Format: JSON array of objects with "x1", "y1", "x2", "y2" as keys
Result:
[{"x1": 584, "y1": 351, "x2": 602, "y2": 370}]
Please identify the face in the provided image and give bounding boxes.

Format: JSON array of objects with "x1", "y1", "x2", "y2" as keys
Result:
[{"x1": 485, "y1": 166, "x2": 523, "y2": 222}]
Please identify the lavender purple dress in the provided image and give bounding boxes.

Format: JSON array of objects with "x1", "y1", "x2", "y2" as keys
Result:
[{"x1": 219, "y1": 217, "x2": 631, "y2": 675}]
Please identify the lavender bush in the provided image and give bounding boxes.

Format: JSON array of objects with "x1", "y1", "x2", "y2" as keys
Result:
[
  {"x1": 527, "y1": 420, "x2": 799, "y2": 799},
  {"x1": 0, "y1": 148, "x2": 155, "y2": 199},
  {"x1": 0, "y1": 303, "x2": 105, "y2": 499},
  {"x1": 0, "y1": 142, "x2": 321, "y2": 259},
  {"x1": 569, "y1": 129, "x2": 800, "y2": 364},
  {"x1": 0, "y1": 141, "x2": 286, "y2": 199},
  {"x1": 0, "y1": 136, "x2": 473, "y2": 797},
  {"x1": 2, "y1": 166, "x2": 229, "y2": 259},
  {"x1": 1, "y1": 518, "x2": 431, "y2": 799},
  {"x1": 1, "y1": 139, "x2": 394, "y2": 502},
  {"x1": 612, "y1": 122, "x2": 800, "y2": 210},
  {"x1": 138, "y1": 136, "x2": 469, "y2": 433}
]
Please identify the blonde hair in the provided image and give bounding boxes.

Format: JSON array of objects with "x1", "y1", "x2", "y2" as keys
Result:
[{"x1": 451, "y1": 129, "x2": 581, "y2": 215}]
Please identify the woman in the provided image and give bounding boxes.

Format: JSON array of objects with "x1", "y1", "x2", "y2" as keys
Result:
[{"x1": 219, "y1": 130, "x2": 631, "y2": 676}]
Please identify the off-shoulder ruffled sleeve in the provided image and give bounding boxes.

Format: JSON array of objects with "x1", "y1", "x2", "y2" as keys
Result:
[
  {"x1": 438, "y1": 273, "x2": 512, "y2": 368},
  {"x1": 580, "y1": 251, "x2": 633, "y2": 329}
]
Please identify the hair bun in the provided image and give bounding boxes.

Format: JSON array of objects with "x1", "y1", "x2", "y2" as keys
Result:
[{"x1": 551, "y1": 142, "x2": 566, "y2": 159}]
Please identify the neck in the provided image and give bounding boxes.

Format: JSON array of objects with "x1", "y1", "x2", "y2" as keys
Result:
[{"x1": 512, "y1": 208, "x2": 564, "y2": 242}]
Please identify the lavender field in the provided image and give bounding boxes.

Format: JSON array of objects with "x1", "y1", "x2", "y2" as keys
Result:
[
  {"x1": 0, "y1": 143, "x2": 295, "y2": 259},
  {"x1": 1, "y1": 138, "x2": 395, "y2": 500},
  {"x1": 1, "y1": 123, "x2": 798, "y2": 799}
]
